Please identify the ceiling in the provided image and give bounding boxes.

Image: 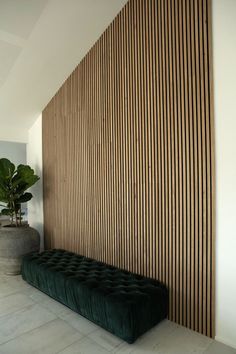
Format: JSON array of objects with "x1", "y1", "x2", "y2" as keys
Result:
[{"x1": 0, "y1": 0, "x2": 127, "y2": 142}]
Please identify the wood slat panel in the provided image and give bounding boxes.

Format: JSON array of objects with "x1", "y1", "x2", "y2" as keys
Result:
[{"x1": 42, "y1": 0, "x2": 215, "y2": 337}]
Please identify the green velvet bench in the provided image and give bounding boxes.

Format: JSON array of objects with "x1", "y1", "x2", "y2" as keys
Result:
[{"x1": 21, "y1": 249, "x2": 168, "y2": 343}]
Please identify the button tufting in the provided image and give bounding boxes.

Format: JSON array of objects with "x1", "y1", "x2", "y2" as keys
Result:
[{"x1": 24, "y1": 250, "x2": 167, "y2": 301}]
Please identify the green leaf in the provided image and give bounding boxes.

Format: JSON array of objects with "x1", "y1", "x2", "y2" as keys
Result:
[
  {"x1": 12, "y1": 165, "x2": 39, "y2": 190},
  {"x1": 0, "y1": 188, "x2": 8, "y2": 203},
  {"x1": 14, "y1": 183, "x2": 28, "y2": 196},
  {"x1": 15, "y1": 192, "x2": 33, "y2": 203},
  {"x1": 0, "y1": 180, "x2": 8, "y2": 192},
  {"x1": 0, "y1": 208, "x2": 12, "y2": 216},
  {"x1": 0, "y1": 158, "x2": 15, "y2": 181}
]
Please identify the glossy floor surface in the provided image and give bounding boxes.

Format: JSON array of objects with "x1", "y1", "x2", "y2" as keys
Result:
[{"x1": 0, "y1": 274, "x2": 235, "y2": 354}]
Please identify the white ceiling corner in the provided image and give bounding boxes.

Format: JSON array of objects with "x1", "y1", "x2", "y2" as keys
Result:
[{"x1": 0, "y1": 0, "x2": 128, "y2": 143}]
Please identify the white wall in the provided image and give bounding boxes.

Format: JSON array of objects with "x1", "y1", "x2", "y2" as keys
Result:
[
  {"x1": 27, "y1": 115, "x2": 44, "y2": 249},
  {"x1": 213, "y1": 0, "x2": 236, "y2": 349},
  {"x1": 0, "y1": 0, "x2": 128, "y2": 143},
  {"x1": 0, "y1": 140, "x2": 26, "y2": 165}
]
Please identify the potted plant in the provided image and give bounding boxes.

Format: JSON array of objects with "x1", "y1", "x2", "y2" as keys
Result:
[{"x1": 0, "y1": 158, "x2": 40, "y2": 275}]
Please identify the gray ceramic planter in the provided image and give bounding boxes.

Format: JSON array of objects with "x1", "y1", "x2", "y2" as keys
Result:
[{"x1": 0, "y1": 226, "x2": 40, "y2": 275}]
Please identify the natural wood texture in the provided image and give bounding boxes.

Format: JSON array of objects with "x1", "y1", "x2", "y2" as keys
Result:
[{"x1": 42, "y1": 0, "x2": 215, "y2": 337}]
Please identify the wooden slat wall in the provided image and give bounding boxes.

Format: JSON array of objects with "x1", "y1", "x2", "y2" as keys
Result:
[{"x1": 42, "y1": 0, "x2": 215, "y2": 337}]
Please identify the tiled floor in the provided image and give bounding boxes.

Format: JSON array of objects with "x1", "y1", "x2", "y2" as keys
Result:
[{"x1": 0, "y1": 275, "x2": 235, "y2": 354}]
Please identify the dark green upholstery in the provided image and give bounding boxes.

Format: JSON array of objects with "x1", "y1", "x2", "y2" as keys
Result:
[{"x1": 22, "y1": 249, "x2": 168, "y2": 343}]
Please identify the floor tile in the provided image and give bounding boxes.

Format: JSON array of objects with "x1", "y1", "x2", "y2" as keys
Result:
[
  {"x1": 0, "y1": 319, "x2": 82, "y2": 354},
  {"x1": 3, "y1": 278, "x2": 33, "y2": 295},
  {"x1": 4, "y1": 275, "x2": 31, "y2": 288},
  {"x1": 113, "y1": 320, "x2": 178, "y2": 354},
  {"x1": 58, "y1": 336, "x2": 110, "y2": 354},
  {"x1": 0, "y1": 303, "x2": 57, "y2": 344},
  {"x1": 150, "y1": 325, "x2": 212, "y2": 354},
  {"x1": 29, "y1": 291, "x2": 72, "y2": 316},
  {"x1": 0, "y1": 280, "x2": 18, "y2": 299},
  {"x1": 59, "y1": 312, "x2": 99, "y2": 336},
  {"x1": 38, "y1": 297, "x2": 72, "y2": 316},
  {"x1": 87, "y1": 327, "x2": 123, "y2": 351},
  {"x1": 28, "y1": 289, "x2": 56, "y2": 303},
  {"x1": 205, "y1": 341, "x2": 236, "y2": 354},
  {"x1": 0, "y1": 293, "x2": 34, "y2": 318}
]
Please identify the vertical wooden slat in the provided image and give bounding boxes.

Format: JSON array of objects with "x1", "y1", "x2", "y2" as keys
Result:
[
  {"x1": 167, "y1": 0, "x2": 174, "y2": 321},
  {"x1": 204, "y1": 0, "x2": 215, "y2": 338},
  {"x1": 151, "y1": 0, "x2": 158, "y2": 281},
  {"x1": 186, "y1": 0, "x2": 194, "y2": 330},
  {"x1": 171, "y1": 0, "x2": 177, "y2": 324},
  {"x1": 42, "y1": 0, "x2": 215, "y2": 337},
  {"x1": 175, "y1": 0, "x2": 182, "y2": 324},
  {"x1": 134, "y1": 0, "x2": 142, "y2": 276},
  {"x1": 209, "y1": 0, "x2": 215, "y2": 337}
]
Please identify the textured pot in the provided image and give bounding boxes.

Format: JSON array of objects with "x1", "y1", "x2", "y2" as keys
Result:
[{"x1": 0, "y1": 226, "x2": 40, "y2": 275}]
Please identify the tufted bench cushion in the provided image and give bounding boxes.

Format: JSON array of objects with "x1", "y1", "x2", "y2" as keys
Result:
[{"x1": 22, "y1": 249, "x2": 168, "y2": 343}]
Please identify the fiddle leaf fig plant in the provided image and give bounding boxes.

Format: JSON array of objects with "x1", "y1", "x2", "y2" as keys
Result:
[{"x1": 0, "y1": 158, "x2": 39, "y2": 226}]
